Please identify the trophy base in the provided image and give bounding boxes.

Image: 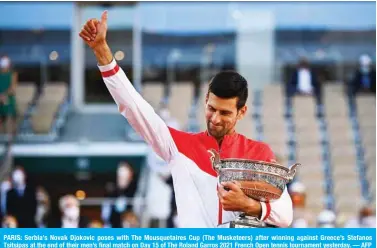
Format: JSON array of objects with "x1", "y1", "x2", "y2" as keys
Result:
[{"x1": 218, "y1": 216, "x2": 269, "y2": 228}]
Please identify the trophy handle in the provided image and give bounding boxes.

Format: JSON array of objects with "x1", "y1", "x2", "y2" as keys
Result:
[
  {"x1": 286, "y1": 163, "x2": 300, "y2": 182},
  {"x1": 208, "y1": 149, "x2": 221, "y2": 173}
]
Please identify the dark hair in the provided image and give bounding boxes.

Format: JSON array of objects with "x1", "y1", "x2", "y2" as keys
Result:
[{"x1": 208, "y1": 71, "x2": 248, "y2": 109}]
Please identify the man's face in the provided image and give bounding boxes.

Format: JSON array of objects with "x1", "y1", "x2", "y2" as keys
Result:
[{"x1": 205, "y1": 92, "x2": 246, "y2": 140}]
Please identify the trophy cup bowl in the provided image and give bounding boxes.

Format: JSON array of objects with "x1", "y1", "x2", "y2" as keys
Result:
[{"x1": 208, "y1": 149, "x2": 300, "y2": 228}]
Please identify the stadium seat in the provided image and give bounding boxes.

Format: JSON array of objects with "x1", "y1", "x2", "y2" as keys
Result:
[
  {"x1": 324, "y1": 87, "x2": 368, "y2": 216},
  {"x1": 198, "y1": 84, "x2": 209, "y2": 131},
  {"x1": 355, "y1": 95, "x2": 376, "y2": 206},
  {"x1": 31, "y1": 82, "x2": 67, "y2": 133},
  {"x1": 260, "y1": 84, "x2": 286, "y2": 157},
  {"x1": 15, "y1": 82, "x2": 36, "y2": 126},
  {"x1": 142, "y1": 82, "x2": 164, "y2": 109},
  {"x1": 169, "y1": 82, "x2": 194, "y2": 127}
]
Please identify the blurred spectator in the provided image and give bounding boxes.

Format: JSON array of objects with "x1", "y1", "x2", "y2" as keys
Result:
[
  {"x1": 35, "y1": 186, "x2": 50, "y2": 228},
  {"x1": 344, "y1": 205, "x2": 376, "y2": 228},
  {"x1": 288, "y1": 181, "x2": 315, "y2": 227},
  {"x1": 88, "y1": 220, "x2": 103, "y2": 228},
  {"x1": 102, "y1": 162, "x2": 137, "y2": 228},
  {"x1": 101, "y1": 182, "x2": 114, "y2": 227},
  {"x1": 172, "y1": 210, "x2": 180, "y2": 228},
  {"x1": 286, "y1": 57, "x2": 323, "y2": 117},
  {"x1": 50, "y1": 194, "x2": 89, "y2": 228},
  {"x1": 145, "y1": 147, "x2": 172, "y2": 228},
  {"x1": 349, "y1": 54, "x2": 376, "y2": 97},
  {"x1": 0, "y1": 55, "x2": 18, "y2": 134},
  {"x1": 317, "y1": 209, "x2": 337, "y2": 228},
  {"x1": 164, "y1": 176, "x2": 177, "y2": 228},
  {"x1": 0, "y1": 177, "x2": 12, "y2": 218},
  {"x1": 6, "y1": 166, "x2": 37, "y2": 227},
  {"x1": 2, "y1": 214, "x2": 18, "y2": 228},
  {"x1": 121, "y1": 210, "x2": 140, "y2": 228}
]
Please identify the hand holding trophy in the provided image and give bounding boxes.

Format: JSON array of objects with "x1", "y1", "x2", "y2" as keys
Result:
[{"x1": 209, "y1": 149, "x2": 300, "y2": 228}]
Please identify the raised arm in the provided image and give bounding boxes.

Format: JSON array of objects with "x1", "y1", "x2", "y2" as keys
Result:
[{"x1": 79, "y1": 11, "x2": 179, "y2": 162}]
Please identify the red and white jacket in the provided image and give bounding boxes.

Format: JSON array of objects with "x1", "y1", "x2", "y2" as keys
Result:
[{"x1": 98, "y1": 59, "x2": 293, "y2": 228}]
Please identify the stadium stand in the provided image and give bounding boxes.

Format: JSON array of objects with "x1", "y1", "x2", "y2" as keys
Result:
[
  {"x1": 324, "y1": 84, "x2": 362, "y2": 220},
  {"x1": 31, "y1": 82, "x2": 68, "y2": 134},
  {"x1": 260, "y1": 84, "x2": 287, "y2": 163},
  {"x1": 15, "y1": 82, "x2": 37, "y2": 129},
  {"x1": 355, "y1": 95, "x2": 376, "y2": 207},
  {"x1": 168, "y1": 82, "x2": 194, "y2": 128},
  {"x1": 0, "y1": 1, "x2": 375, "y2": 228},
  {"x1": 142, "y1": 82, "x2": 164, "y2": 109},
  {"x1": 292, "y1": 95, "x2": 327, "y2": 216}
]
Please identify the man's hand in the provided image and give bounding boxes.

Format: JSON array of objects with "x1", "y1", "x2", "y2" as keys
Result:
[
  {"x1": 218, "y1": 181, "x2": 262, "y2": 218},
  {"x1": 79, "y1": 10, "x2": 108, "y2": 49},
  {"x1": 79, "y1": 11, "x2": 113, "y2": 65}
]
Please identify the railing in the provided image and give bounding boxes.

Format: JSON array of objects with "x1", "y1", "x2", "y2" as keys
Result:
[
  {"x1": 317, "y1": 117, "x2": 335, "y2": 211},
  {"x1": 16, "y1": 90, "x2": 71, "y2": 143},
  {"x1": 252, "y1": 90, "x2": 263, "y2": 142},
  {"x1": 0, "y1": 121, "x2": 18, "y2": 181},
  {"x1": 347, "y1": 100, "x2": 371, "y2": 202}
]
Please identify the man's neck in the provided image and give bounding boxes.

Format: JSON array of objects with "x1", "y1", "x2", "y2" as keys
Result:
[
  {"x1": 214, "y1": 130, "x2": 236, "y2": 147},
  {"x1": 216, "y1": 137, "x2": 223, "y2": 147}
]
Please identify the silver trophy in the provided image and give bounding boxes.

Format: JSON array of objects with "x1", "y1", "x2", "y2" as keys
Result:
[{"x1": 208, "y1": 149, "x2": 300, "y2": 228}]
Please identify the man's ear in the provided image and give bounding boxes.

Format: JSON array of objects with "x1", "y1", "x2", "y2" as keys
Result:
[{"x1": 237, "y1": 105, "x2": 247, "y2": 120}]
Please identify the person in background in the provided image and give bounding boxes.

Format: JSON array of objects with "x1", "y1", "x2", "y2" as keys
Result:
[
  {"x1": 88, "y1": 220, "x2": 103, "y2": 228},
  {"x1": 50, "y1": 194, "x2": 89, "y2": 228},
  {"x1": 347, "y1": 54, "x2": 376, "y2": 115},
  {"x1": 0, "y1": 55, "x2": 18, "y2": 134},
  {"x1": 349, "y1": 54, "x2": 376, "y2": 97},
  {"x1": 286, "y1": 57, "x2": 323, "y2": 118},
  {"x1": 145, "y1": 146, "x2": 172, "y2": 228},
  {"x1": 6, "y1": 166, "x2": 37, "y2": 227},
  {"x1": 35, "y1": 186, "x2": 50, "y2": 228},
  {"x1": 121, "y1": 210, "x2": 140, "y2": 228},
  {"x1": 317, "y1": 209, "x2": 337, "y2": 228},
  {"x1": 344, "y1": 205, "x2": 376, "y2": 228},
  {"x1": 172, "y1": 210, "x2": 180, "y2": 227},
  {"x1": 0, "y1": 177, "x2": 12, "y2": 219},
  {"x1": 101, "y1": 182, "x2": 114, "y2": 227},
  {"x1": 2, "y1": 215, "x2": 18, "y2": 228},
  {"x1": 288, "y1": 181, "x2": 315, "y2": 228},
  {"x1": 102, "y1": 162, "x2": 137, "y2": 228}
]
